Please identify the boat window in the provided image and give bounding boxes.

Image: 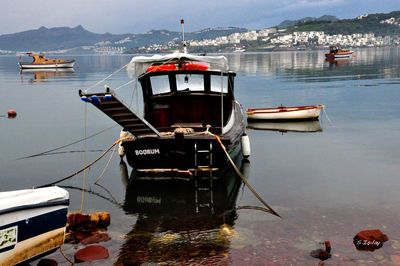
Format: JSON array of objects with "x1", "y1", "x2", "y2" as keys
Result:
[
  {"x1": 150, "y1": 75, "x2": 171, "y2": 95},
  {"x1": 210, "y1": 75, "x2": 228, "y2": 93},
  {"x1": 39, "y1": 56, "x2": 44, "y2": 59},
  {"x1": 176, "y1": 74, "x2": 204, "y2": 91}
]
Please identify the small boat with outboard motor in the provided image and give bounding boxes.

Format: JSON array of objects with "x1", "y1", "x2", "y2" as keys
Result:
[{"x1": 18, "y1": 53, "x2": 75, "y2": 69}]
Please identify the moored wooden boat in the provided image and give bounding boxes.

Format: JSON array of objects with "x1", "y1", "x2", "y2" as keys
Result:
[
  {"x1": 19, "y1": 53, "x2": 75, "y2": 69},
  {"x1": 246, "y1": 104, "x2": 324, "y2": 121},
  {"x1": 0, "y1": 186, "x2": 69, "y2": 265},
  {"x1": 80, "y1": 51, "x2": 248, "y2": 178},
  {"x1": 79, "y1": 19, "x2": 249, "y2": 179},
  {"x1": 325, "y1": 46, "x2": 353, "y2": 59}
]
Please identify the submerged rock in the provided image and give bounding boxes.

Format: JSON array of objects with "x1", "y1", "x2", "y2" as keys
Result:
[
  {"x1": 66, "y1": 212, "x2": 111, "y2": 244},
  {"x1": 310, "y1": 240, "x2": 331, "y2": 261},
  {"x1": 74, "y1": 245, "x2": 109, "y2": 262},
  {"x1": 353, "y1": 229, "x2": 389, "y2": 251},
  {"x1": 310, "y1": 249, "x2": 331, "y2": 260},
  {"x1": 80, "y1": 233, "x2": 111, "y2": 245},
  {"x1": 67, "y1": 212, "x2": 110, "y2": 229}
]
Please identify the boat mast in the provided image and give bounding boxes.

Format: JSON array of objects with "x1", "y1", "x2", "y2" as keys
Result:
[{"x1": 180, "y1": 19, "x2": 187, "y2": 54}]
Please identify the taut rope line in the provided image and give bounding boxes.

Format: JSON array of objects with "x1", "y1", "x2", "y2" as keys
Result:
[
  {"x1": 84, "y1": 63, "x2": 128, "y2": 93},
  {"x1": 206, "y1": 131, "x2": 282, "y2": 218},
  {"x1": 15, "y1": 124, "x2": 117, "y2": 160},
  {"x1": 93, "y1": 145, "x2": 117, "y2": 184},
  {"x1": 37, "y1": 136, "x2": 134, "y2": 188}
]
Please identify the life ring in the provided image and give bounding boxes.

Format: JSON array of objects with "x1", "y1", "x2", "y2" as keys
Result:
[
  {"x1": 182, "y1": 62, "x2": 209, "y2": 70},
  {"x1": 146, "y1": 64, "x2": 177, "y2": 72},
  {"x1": 146, "y1": 62, "x2": 209, "y2": 72}
]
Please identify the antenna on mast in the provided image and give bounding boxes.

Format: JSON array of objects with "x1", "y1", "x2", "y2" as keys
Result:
[{"x1": 180, "y1": 19, "x2": 187, "y2": 53}]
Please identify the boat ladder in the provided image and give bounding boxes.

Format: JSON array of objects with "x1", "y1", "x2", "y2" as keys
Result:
[
  {"x1": 194, "y1": 141, "x2": 214, "y2": 213},
  {"x1": 79, "y1": 89, "x2": 161, "y2": 137}
]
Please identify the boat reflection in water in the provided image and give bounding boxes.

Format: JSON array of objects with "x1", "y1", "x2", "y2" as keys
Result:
[
  {"x1": 247, "y1": 120, "x2": 322, "y2": 133},
  {"x1": 325, "y1": 58, "x2": 351, "y2": 68},
  {"x1": 20, "y1": 68, "x2": 75, "y2": 83},
  {"x1": 117, "y1": 157, "x2": 251, "y2": 264}
]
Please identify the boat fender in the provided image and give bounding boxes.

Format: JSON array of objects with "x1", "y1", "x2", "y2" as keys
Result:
[
  {"x1": 90, "y1": 96, "x2": 101, "y2": 105},
  {"x1": 241, "y1": 134, "x2": 251, "y2": 158},
  {"x1": 120, "y1": 130, "x2": 128, "y2": 139},
  {"x1": 81, "y1": 96, "x2": 91, "y2": 103},
  {"x1": 118, "y1": 130, "x2": 128, "y2": 157},
  {"x1": 104, "y1": 94, "x2": 112, "y2": 100},
  {"x1": 118, "y1": 143, "x2": 125, "y2": 157}
]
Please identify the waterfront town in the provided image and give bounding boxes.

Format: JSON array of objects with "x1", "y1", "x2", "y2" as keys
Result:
[
  {"x1": 139, "y1": 27, "x2": 400, "y2": 54},
  {"x1": 134, "y1": 15, "x2": 400, "y2": 53}
]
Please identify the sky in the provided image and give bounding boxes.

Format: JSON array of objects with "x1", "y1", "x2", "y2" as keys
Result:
[{"x1": 0, "y1": 0, "x2": 399, "y2": 35}]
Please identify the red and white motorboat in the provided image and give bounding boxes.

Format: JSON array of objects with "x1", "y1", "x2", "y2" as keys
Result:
[{"x1": 246, "y1": 105, "x2": 324, "y2": 121}]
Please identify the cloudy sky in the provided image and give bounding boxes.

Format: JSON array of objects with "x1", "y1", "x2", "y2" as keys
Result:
[{"x1": 0, "y1": 0, "x2": 399, "y2": 35}]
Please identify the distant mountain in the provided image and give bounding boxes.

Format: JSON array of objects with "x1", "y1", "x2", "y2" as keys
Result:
[
  {"x1": 0, "y1": 25, "x2": 108, "y2": 51},
  {"x1": 277, "y1": 15, "x2": 339, "y2": 29},
  {"x1": 0, "y1": 25, "x2": 248, "y2": 53},
  {"x1": 1, "y1": 10, "x2": 400, "y2": 54}
]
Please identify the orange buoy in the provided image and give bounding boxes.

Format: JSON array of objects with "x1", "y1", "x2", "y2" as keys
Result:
[{"x1": 7, "y1": 109, "x2": 17, "y2": 119}]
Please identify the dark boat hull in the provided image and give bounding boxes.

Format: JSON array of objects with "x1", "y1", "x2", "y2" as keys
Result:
[
  {"x1": 121, "y1": 102, "x2": 246, "y2": 179},
  {"x1": 122, "y1": 135, "x2": 242, "y2": 178}
]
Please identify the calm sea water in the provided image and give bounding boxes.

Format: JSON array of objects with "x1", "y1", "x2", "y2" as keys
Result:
[{"x1": 1, "y1": 48, "x2": 400, "y2": 265}]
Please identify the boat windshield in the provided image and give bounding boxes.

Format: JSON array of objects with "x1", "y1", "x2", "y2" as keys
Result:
[
  {"x1": 150, "y1": 75, "x2": 170, "y2": 94},
  {"x1": 146, "y1": 72, "x2": 229, "y2": 96},
  {"x1": 210, "y1": 75, "x2": 228, "y2": 93},
  {"x1": 176, "y1": 74, "x2": 204, "y2": 91}
]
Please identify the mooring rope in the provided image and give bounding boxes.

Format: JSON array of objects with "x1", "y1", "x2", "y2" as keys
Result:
[
  {"x1": 113, "y1": 79, "x2": 136, "y2": 92},
  {"x1": 206, "y1": 131, "x2": 282, "y2": 218},
  {"x1": 79, "y1": 104, "x2": 88, "y2": 213},
  {"x1": 84, "y1": 63, "x2": 128, "y2": 93},
  {"x1": 93, "y1": 144, "x2": 117, "y2": 184},
  {"x1": 59, "y1": 246, "x2": 74, "y2": 265},
  {"x1": 322, "y1": 106, "x2": 335, "y2": 127},
  {"x1": 15, "y1": 124, "x2": 117, "y2": 160},
  {"x1": 37, "y1": 136, "x2": 134, "y2": 188}
]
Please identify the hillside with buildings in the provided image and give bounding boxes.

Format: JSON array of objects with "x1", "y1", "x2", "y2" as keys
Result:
[{"x1": 125, "y1": 11, "x2": 400, "y2": 54}]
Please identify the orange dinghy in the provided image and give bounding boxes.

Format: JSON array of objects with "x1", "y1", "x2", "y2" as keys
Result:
[
  {"x1": 18, "y1": 53, "x2": 75, "y2": 69},
  {"x1": 246, "y1": 105, "x2": 324, "y2": 121}
]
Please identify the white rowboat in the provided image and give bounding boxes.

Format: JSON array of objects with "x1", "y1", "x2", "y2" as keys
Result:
[{"x1": 246, "y1": 105, "x2": 324, "y2": 121}]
